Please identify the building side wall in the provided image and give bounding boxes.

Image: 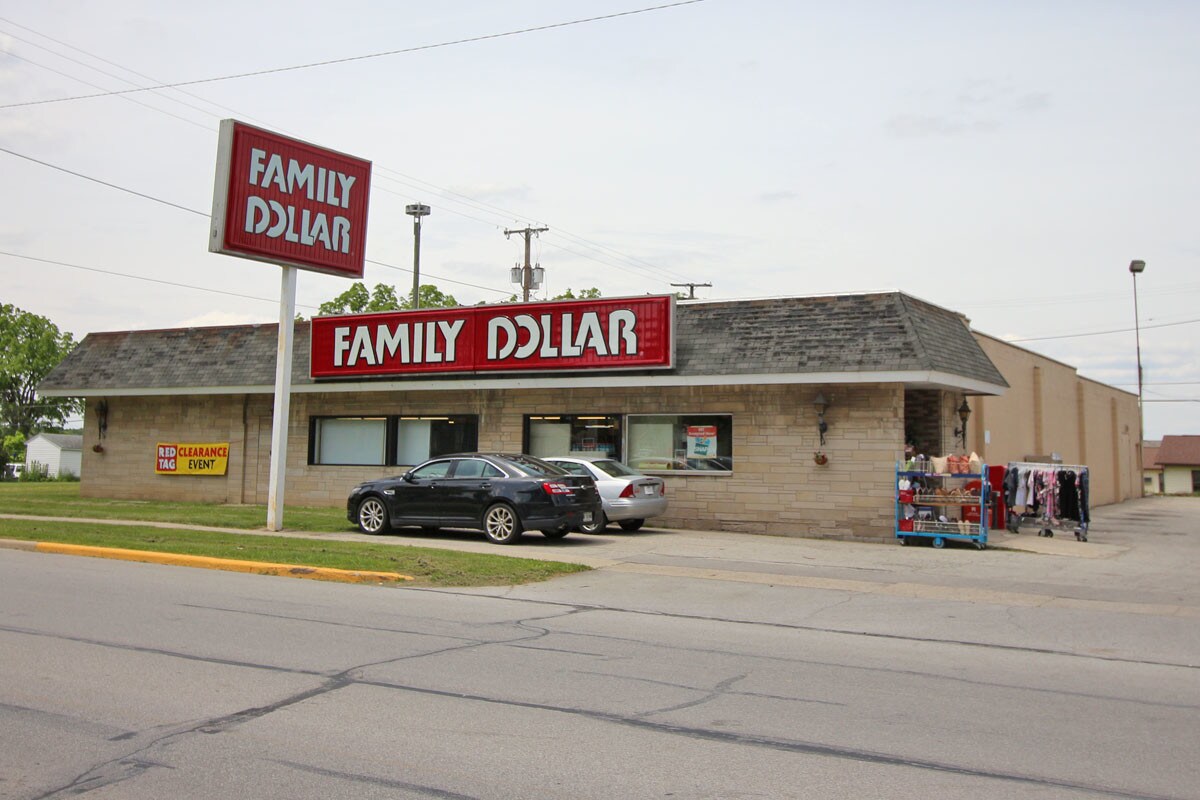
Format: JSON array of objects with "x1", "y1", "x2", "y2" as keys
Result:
[
  {"x1": 25, "y1": 438, "x2": 71, "y2": 474},
  {"x1": 81, "y1": 384, "x2": 907, "y2": 540},
  {"x1": 972, "y1": 335, "x2": 1140, "y2": 506},
  {"x1": 1162, "y1": 466, "x2": 1197, "y2": 495},
  {"x1": 59, "y1": 449, "x2": 82, "y2": 477},
  {"x1": 79, "y1": 395, "x2": 252, "y2": 503}
]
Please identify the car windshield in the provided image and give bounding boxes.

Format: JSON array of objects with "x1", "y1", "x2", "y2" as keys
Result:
[
  {"x1": 498, "y1": 453, "x2": 569, "y2": 477},
  {"x1": 591, "y1": 459, "x2": 642, "y2": 478}
]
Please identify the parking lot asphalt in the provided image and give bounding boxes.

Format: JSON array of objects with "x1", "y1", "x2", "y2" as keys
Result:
[{"x1": 3, "y1": 496, "x2": 1197, "y2": 612}]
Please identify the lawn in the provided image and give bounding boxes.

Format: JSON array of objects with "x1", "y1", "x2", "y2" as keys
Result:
[
  {"x1": 0, "y1": 484, "x2": 590, "y2": 586},
  {"x1": 0, "y1": 482, "x2": 346, "y2": 531}
]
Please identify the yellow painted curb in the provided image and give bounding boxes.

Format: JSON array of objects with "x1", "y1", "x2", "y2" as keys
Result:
[{"x1": 33, "y1": 542, "x2": 413, "y2": 584}]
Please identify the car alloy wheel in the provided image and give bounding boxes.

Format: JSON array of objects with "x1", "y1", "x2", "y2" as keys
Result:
[
  {"x1": 483, "y1": 503, "x2": 523, "y2": 544},
  {"x1": 357, "y1": 497, "x2": 390, "y2": 534},
  {"x1": 579, "y1": 510, "x2": 607, "y2": 534}
]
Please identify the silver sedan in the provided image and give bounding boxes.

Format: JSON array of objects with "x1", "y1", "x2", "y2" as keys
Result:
[{"x1": 543, "y1": 457, "x2": 667, "y2": 533}]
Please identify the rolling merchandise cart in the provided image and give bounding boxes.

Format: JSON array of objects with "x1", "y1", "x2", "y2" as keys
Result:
[{"x1": 895, "y1": 459, "x2": 990, "y2": 550}]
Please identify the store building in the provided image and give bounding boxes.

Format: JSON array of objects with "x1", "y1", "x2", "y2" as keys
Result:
[{"x1": 38, "y1": 292, "x2": 1140, "y2": 541}]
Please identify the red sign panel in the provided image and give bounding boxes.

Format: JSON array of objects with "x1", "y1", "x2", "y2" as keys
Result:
[
  {"x1": 310, "y1": 295, "x2": 675, "y2": 378},
  {"x1": 209, "y1": 120, "x2": 371, "y2": 278}
]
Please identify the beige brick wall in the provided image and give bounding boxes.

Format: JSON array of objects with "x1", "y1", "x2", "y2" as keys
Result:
[
  {"x1": 972, "y1": 334, "x2": 1140, "y2": 506},
  {"x1": 80, "y1": 394, "x2": 255, "y2": 504},
  {"x1": 81, "y1": 383, "x2": 907, "y2": 540}
]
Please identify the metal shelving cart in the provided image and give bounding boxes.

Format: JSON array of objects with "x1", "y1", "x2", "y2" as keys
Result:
[{"x1": 895, "y1": 460, "x2": 990, "y2": 550}]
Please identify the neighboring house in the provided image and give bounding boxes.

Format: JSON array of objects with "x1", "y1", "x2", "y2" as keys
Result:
[
  {"x1": 24, "y1": 433, "x2": 84, "y2": 478},
  {"x1": 1142, "y1": 440, "x2": 1163, "y2": 495},
  {"x1": 1154, "y1": 435, "x2": 1200, "y2": 495}
]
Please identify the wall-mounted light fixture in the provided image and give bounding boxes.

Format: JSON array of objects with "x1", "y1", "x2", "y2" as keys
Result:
[
  {"x1": 953, "y1": 397, "x2": 971, "y2": 449},
  {"x1": 813, "y1": 391, "x2": 829, "y2": 445},
  {"x1": 95, "y1": 399, "x2": 109, "y2": 440}
]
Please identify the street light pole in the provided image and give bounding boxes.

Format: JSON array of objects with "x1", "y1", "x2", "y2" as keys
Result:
[
  {"x1": 406, "y1": 204, "x2": 431, "y2": 309},
  {"x1": 1130, "y1": 259, "x2": 1146, "y2": 451}
]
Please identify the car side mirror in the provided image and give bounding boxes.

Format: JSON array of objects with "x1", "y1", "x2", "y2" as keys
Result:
[{"x1": 402, "y1": 472, "x2": 414, "y2": 482}]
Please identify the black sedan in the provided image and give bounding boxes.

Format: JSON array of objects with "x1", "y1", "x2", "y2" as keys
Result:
[{"x1": 346, "y1": 453, "x2": 601, "y2": 544}]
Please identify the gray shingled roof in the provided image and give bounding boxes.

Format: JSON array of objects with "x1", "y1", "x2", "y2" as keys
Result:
[
  {"x1": 29, "y1": 433, "x2": 83, "y2": 451},
  {"x1": 38, "y1": 292, "x2": 1008, "y2": 395}
]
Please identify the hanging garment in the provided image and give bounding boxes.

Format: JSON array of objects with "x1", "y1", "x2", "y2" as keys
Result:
[
  {"x1": 1079, "y1": 469, "x2": 1090, "y2": 524},
  {"x1": 1058, "y1": 470, "x2": 1081, "y2": 520},
  {"x1": 1003, "y1": 467, "x2": 1020, "y2": 506},
  {"x1": 1015, "y1": 468, "x2": 1029, "y2": 508}
]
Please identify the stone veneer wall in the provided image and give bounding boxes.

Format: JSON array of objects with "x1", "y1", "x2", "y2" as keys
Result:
[{"x1": 80, "y1": 383, "x2": 907, "y2": 540}]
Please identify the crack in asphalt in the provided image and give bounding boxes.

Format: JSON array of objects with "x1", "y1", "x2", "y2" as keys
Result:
[
  {"x1": 10, "y1": 604, "x2": 1191, "y2": 800},
  {"x1": 273, "y1": 760, "x2": 482, "y2": 799},
  {"x1": 425, "y1": 588, "x2": 1200, "y2": 670}
]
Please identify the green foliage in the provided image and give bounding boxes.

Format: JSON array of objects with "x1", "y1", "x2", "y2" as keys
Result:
[
  {"x1": 0, "y1": 305, "x2": 82, "y2": 448},
  {"x1": 17, "y1": 461, "x2": 49, "y2": 482},
  {"x1": 317, "y1": 282, "x2": 458, "y2": 316},
  {"x1": 0, "y1": 485, "x2": 590, "y2": 586},
  {"x1": 500, "y1": 288, "x2": 603, "y2": 303},
  {"x1": 1, "y1": 431, "x2": 26, "y2": 471},
  {"x1": 553, "y1": 287, "x2": 602, "y2": 300}
]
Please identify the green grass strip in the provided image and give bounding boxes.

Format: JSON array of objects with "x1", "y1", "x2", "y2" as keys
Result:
[
  {"x1": 0, "y1": 483, "x2": 346, "y2": 531},
  {"x1": 0, "y1": 518, "x2": 589, "y2": 587}
]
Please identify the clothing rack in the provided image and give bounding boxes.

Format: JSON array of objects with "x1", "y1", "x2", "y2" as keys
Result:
[
  {"x1": 1007, "y1": 461, "x2": 1088, "y2": 471},
  {"x1": 1002, "y1": 461, "x2": 1090, "y2": 542}
]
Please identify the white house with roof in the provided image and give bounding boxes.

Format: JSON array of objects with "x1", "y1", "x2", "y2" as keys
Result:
[{"x1": 25, "y1": 433, "x2": 83, "y2": 478}]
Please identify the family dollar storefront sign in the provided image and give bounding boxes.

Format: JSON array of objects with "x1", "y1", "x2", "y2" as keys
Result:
[
  {"x1": 156, "y1": 443, "x2": 230, "y2": 476},
  {"x1": 209, "y1": 120, "x2": 372, "y2": 278}
]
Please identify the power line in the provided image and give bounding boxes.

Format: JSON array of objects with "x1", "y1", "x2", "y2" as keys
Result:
[
  {"x1": 0, "y1": 144, "x2": 209, "y2": 216},
  {"x1": 0, "y1": 148, "x2": 514, "y2": 297},
  {"x1": 2, "y1": 18, "x2": 693, "y2": 290},
  {"x1": 0, "y1": 50, "x2": 212, "y2": 131},
  {"x1": 0, "y1": 249, "x2": 320, "y2": 309},
  {"x1": 0, "y1": 1, "x2": 709, "y2": 110},
  {"x1": 1007, "y1": 317, "x2": 1200, "y2": 343}
]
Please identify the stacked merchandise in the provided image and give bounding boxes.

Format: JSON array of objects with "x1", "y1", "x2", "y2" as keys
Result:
[{"x1": 1001, "y1": 462, "x2": 1090, "y2": 541}]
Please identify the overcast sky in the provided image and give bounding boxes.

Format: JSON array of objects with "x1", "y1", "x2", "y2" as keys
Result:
[{"x1": 1, "y1": 1, "x2": 1196, "y2": 439}]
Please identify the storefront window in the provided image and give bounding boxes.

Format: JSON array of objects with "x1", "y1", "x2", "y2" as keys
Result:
[
  {"x1": 312, "y1": 417, "x2": 387, "y2": 465},
  {"x1": 526, "y1": 415, "x2": 622, "y2": 460},
  {"x1": 396, "y1": 416, "x2": 477, "y2": 466},
  {"x1": 627, "y1": 414, "x2": 733, "y2": 472},
  {"x1": 309, "y1": 415, "x2": 477, "y2": 466}
]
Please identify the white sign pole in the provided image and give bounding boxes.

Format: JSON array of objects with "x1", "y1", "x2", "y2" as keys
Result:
[{"x1": 266, "y1": 266, "x2": 297, "y2": 531}]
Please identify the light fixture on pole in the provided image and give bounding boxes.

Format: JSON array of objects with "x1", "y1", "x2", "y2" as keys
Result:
[
  {"x1": 953, "y1": 398, "x2": 971, "y2": 449},
  {"x1": 405, "y1": 204, "x2": 431, "y2": 309},
  {"x1": 1130, "y1": 259, "x2": 1146, "y2": 446}
]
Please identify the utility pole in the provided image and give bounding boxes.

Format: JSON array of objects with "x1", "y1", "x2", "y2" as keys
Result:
[
  {"x1": 505, "y1": 226, "x2": 548, "y2": 301},
  {"x1": 671, "y1": 282, "x2": 712, "y2": 299}
]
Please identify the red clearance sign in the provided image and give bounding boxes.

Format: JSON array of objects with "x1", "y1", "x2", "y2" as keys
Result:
[
  {"x1": 310, "y1": 295, "x2": 674, "y2": 378},
  {"x1": 209, "y1": 120, "x2": 372, "y2": 278}
]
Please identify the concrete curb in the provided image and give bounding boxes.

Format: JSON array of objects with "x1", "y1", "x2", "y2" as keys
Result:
[{"x1": 0, "y1": 539, "x2": 413, "y2": 584}]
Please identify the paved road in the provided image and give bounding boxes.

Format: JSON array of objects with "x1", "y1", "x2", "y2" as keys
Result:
[{"x1": 1, "y1": 496, "x2": 1197, "y2": 799}]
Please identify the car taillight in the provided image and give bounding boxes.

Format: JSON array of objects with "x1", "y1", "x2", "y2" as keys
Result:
[
  {"x1": 659, "y1": 483, "x2": 666, "y2": 496},
  {"x1": 619, "y1": 484, "x2": 635, "y2": 498},
  {"x1": 541, "y1": 481, "x2": 573, "y2": 495}
]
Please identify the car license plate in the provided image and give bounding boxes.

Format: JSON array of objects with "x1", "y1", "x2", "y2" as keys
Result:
[
  {"x1": 642, "y1": 485, "x2": 655, "y2": 496},
  {"x1": 583, "y1": 512, "x2": 593, "y2": 523}
]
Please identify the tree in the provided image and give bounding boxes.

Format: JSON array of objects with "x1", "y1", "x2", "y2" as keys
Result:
[
  {"x1": 1, "y1": 431, "x2": 25, "y2": 473},
  {"x1": 317, "y1": 282, "x2": 458, "y2": 315},
  {"x1": 0, "y1": 305, "x2": 82, "y2": 458},
  {"x1": 553, "y1": 287, "x2": 602, "y2": 300},
  {"x1": 499, "y1": 287, "x2": 603, "y2": 303}
]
